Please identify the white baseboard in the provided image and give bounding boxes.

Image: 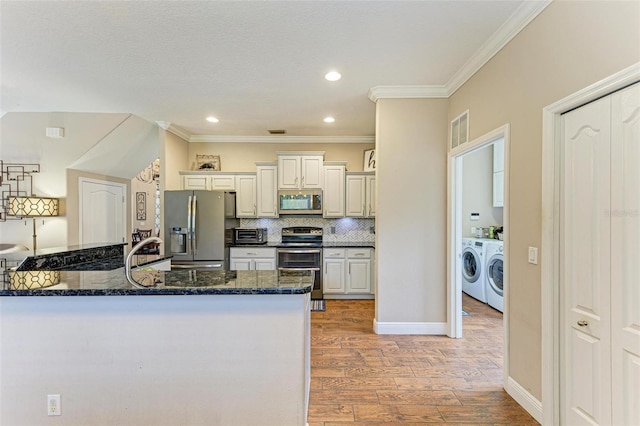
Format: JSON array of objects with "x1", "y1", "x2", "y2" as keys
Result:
[
  {"x1": 506, "y1": 376, "x2": 543, "y2": 424},
  {"x1": 373, "y1": 318, "x2": 447, "y2": 335}
]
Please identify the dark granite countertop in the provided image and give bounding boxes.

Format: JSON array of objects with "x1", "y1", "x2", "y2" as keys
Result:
[
  {"x1": 0, "y1": 268, "x2": 313, "y2": 297},
  {"x1": 231, "y1": 242, "x2": 375, "y2": 249}
]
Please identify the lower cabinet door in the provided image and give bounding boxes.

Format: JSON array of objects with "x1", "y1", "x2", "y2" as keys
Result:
[
  {"x1": 254, "y1": 258, "x2": 276, "y2": 270},
  {"x1": 347, "y1": 259, "x2": 371, "y2": 293},
  {"x1": 323, "y1": 259, "x2": 346, "y2": 293},
  {"x1": 230, "y1": 259, "x2": 251, "y2": 270}
]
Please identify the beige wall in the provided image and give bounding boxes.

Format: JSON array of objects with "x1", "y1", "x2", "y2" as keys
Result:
[
  {"x1": 462, "y1": 144, "x2": 503, "y2": 236},
  {"x1": 449, "y1": 0, "x2": 640, "y2": 400},
  {"x1": 187, "y1": 142, "x2": 375, "y2": 173},
  {"x1": 161, "y1": 130, "x2": 190, "y2": 191},
  {"x1": 375, "y1": 98, "x2": 448, "y2": 323}
]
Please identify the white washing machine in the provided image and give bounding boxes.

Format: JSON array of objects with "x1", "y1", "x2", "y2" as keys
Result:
[
  {"x1": 485, "y1": 240, "x2": 504, "y2": 312},
  {"x1": 461, "y1": 238, "x2": 487, "y2": 303}
]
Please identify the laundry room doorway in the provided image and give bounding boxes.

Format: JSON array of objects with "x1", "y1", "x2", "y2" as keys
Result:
[{"x1": 447, "y1": 124, "x2": 510, "y2": 386}]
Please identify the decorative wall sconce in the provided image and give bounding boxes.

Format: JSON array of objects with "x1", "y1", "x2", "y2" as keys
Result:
[{"x1": 8, "y1": 196, "x2": 60, "y2": 251}]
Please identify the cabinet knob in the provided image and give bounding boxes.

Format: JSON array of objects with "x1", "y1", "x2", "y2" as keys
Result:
[{"x1": 577, "y1": 320, "x2": 589, "y2": 327}]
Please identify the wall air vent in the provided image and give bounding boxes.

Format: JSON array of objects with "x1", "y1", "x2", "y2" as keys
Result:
[
  {"x1": 450, "y1": 110, "x2": 469, "y2": 150},
  {"x1": 268, "y1": 129, "x2": 286, "y2": 135}
]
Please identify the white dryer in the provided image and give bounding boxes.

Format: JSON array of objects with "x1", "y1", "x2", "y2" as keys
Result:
[
  {"x1": 461, "y1": 238, "x2": 487, "y2": 303},
  {"x1": 485, "y1": 240, "x2": 504, "y2": 312}
]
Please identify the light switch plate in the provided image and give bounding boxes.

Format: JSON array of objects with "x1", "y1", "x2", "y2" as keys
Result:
[{"x1": 528, "y1": 247, "x2": 538, "y2": 265}]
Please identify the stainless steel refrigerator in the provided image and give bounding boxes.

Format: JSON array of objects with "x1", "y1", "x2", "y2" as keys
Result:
[{"x1": 164, "y1": 190, "x2": 238, "y2": 269}]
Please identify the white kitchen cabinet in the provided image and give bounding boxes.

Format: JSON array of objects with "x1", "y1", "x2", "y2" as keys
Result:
[
  {"x1": 277, "y1": 152, "x2": 324, "y2": 189},
  {"x1": 256, "y1": 163, "x2": 278, "y2": 218},
  {"x1": 323, "y1": 248, "x2": 374, "y2": 297},
  {"x1": 182, "y1": 174, "x2": 210, "y2": 190},
  {"x1": 210, "y1": 174, "x2": 237, "y2": 191},
  {"x1": 366, "y1": 175, "x2": 376, "y2": 217},
  {"x1": 493, "y1": 139, "x2": 504, "y2": 207},
  {"x1": 230, "y1": 247, "x2": 276, "y2": 270},
  {"x1": 323, "y1": 162, "x2": 345, "y2": 217},
  {"x1": 235, "y1": 174, "x2": 257, "y2": 218},
  {"x1": 323, "y1": 248, "x2": 346, "y2": 293},
  {"x1": 345, "y1": 172, "x2": 375, "y2": 217},
  {"x1": 181, "y1": 172, "x2": 237, "y2": 191},
  {"x1": 346, "y1": 249, "x2": 371, "y2": 294}
]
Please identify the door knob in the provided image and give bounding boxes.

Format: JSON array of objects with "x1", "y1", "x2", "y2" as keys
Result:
[{"x1": 577, "y1": 320, "x2": 589, "y2": 327}]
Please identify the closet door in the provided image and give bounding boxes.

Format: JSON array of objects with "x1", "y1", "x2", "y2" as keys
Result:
[
  {"x1": 561, "y1": 95, "x2": 612, "y2": 426},
  {"x1": 610, "y1": 83, "x2": 640, "y2": 426}
]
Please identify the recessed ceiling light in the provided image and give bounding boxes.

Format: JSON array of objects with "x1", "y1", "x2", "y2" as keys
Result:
[
  {"x1": 324, "y1": 117, "x2": 335, "y2": 123},
  {"x1": 324, "y1": 71, "x2": 341, "y2": 82},
  {"x1": 206, "y1": 116, "x2": 219, "y2": 123}
]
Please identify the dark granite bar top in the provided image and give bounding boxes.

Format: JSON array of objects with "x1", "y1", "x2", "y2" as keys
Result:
[
  {"x1": 0, "y1": 268, "x2": 313, "y2": 297},
  {"x1": 231, "y1": 241, "x2": 375, "y2": 249}
]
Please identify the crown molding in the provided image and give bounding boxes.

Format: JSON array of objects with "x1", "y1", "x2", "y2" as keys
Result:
[
  {"x1": 368, "y1": 85, "x2": 448, "y2": 102},
  {"x1": 189, "y1": 135, "x2": 375, "y2": 144},
  {"x1": 445, "y1": 0, "x2": 552, "y2": 96},
  {"x1": 368, "y1": 0, "x2": 551, "y2": 101},
  {"x1": 156, "y1": 121, "x2": 192, "y2": 141}
]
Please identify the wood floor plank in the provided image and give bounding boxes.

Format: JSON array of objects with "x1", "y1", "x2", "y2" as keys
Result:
[
  {"x1": 353, "y1": 404, "x2": 445, "y2": 422},
  {"x1": 377, "y1": 390, "x2": 462, "y2": 406},
  {"x1": 307, "y1": 404, "x2": 355, "y2": 422}
]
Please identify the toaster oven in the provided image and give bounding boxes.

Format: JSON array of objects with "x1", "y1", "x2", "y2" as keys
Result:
[{"x1": 232, "y1": 228, "x2": 267, "y2": 245}]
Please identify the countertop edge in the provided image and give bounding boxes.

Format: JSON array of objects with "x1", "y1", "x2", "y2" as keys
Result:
[{"x1": 0, "y1": 285, "x2": 312, "y2": 297}]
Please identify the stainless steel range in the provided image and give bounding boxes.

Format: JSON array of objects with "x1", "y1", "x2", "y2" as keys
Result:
[{"x1": 277, "y1": 227, "x2": 323, "y2": 299}]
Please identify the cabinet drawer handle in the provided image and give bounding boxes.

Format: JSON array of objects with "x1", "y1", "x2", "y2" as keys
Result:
[{"x1": 577, "y1": 320, "x2": 589, "y2": 327}]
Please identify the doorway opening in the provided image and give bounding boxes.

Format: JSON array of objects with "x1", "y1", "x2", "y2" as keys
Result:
[{"x1": 447, "y1": 124, "x2": 510, "y2": 387}]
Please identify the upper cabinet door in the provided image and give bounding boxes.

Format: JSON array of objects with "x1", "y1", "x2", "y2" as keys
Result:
[
  {"x1": 278, "y1": 156, "x2": 301, "y2": 189},
  {"x1": 277, "y1": 154, "x2": 324, "y2": 189},
  {"x1": 256, "y1": 165, "x2": 278, "y2": 218},
  {"x1": 300, "y1": 156, "x2": 324, "y2": 189},
  {"x1": 235, "y1": 174, "x2": 257, "y2": 218},
  {"x1": 323, "y1": 163, "x2": 345, "y2": 217},
  {"x1": 183, "y1": 175, "x2": 210, "y2": 190},
  {"x1": 345, "y1": 175, "x2": 366, "y2": 217},
  {"x1": 366, "y1": 175, "x2": 376, "y2": 217}
]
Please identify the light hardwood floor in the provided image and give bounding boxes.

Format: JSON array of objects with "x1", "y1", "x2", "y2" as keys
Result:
[{"x1": 308, "y1": 294, "x2": 539, "y2": 425}]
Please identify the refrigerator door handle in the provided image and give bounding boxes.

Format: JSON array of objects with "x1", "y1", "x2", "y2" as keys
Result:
[
  {"x1": 192, "y1": 194, "x2": 197, "y2": 254},
  {"x1": 187, "y1": 195, "x2": 193, "y2": 255}
]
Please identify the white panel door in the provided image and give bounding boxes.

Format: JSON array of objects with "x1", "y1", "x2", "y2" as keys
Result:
[
  {"x1": 561, "y1": 95, "x2": 612, "y2": 426},
  {"x1": 610, "y1": 83, "x2": 640, "y2": 426},
  {"x1": 79, "y1": 178, "x2": 126, "y2": 245},
  {"x1": 300, "y1": 156, "x2": 323, "y2": 188},
  {"x1": 347, "y1": 259, "x2": 371, "y2": 293}
]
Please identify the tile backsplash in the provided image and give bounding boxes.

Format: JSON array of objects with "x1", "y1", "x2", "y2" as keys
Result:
[{"x1": 239, "y1": 217, "x2": 375, "y2": 243}]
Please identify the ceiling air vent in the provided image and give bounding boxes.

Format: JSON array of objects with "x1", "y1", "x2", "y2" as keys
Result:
[
  {"x1": 268, "y1": 129, "x2": 286, "y2": 135},
  {"x1": 450, "y1": 110, "x2": 469, "y2": 150}
]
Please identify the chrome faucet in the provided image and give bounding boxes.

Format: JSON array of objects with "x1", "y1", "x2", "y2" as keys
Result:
[{"x1": 125, "y1": 236, "x2": 163, "y2": 288}]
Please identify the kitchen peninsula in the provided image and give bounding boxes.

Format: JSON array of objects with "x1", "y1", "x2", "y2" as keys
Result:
[{"x1": 0, "y1": 245, "x2": 313, "y2": 426}]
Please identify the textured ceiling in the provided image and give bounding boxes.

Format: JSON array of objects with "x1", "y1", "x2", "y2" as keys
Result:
[{"x1": 1, "y1": 1, "x2": 544, "y2": 138}]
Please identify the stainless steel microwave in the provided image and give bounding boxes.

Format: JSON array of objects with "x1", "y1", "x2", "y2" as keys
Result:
[{"x1": 277, "y1": 189, "x2": 323, "y2": 215}]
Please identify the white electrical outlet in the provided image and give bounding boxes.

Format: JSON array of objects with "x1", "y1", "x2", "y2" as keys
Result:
[
  {"x1": 48, "y1": 394, "x2": 61, "y2": 416},
  {"x1": 528, "y1": 246, "x2": 538, "y2": 265}
]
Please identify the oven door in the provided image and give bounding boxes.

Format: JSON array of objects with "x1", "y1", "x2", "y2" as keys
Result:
[{"x1": 277, "y1": 248, "x2": 322, "y2": 299}]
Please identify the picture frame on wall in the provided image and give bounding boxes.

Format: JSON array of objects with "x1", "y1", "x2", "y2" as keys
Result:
[
  {"x1": 364, "y1": 149, "x2": 376, "y2": 171},
  {"x1": 136, "y1": 192, "x2": 146, "y2": 221},
  {"x1": 195, "y1": 154, "x2": 221, "y2": 171}
]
